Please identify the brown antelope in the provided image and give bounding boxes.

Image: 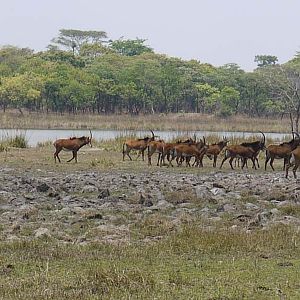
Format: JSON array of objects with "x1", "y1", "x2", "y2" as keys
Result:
[
  {"x1": 206, "y1": 137, "x2": 229, "y2": 167},
  {"x1": 53, "y1": 130, "x2": 92, "y2": 163},
  {"x1": 285, "y1": 146, "x2": 300, "y2": 179},
  {"x1": 265, "y1": 132, "x2": 300, "y2": 171},
  {"x1": 147, "y1": 139, "x2": 165, "y2": 166},
  {"x1": 159, "y1": 138, "x2": 194, "y2": 166},
  {"x1": 122, "y1": 130, "x2": 155, "y2": 161},
  {"x1": 170, "y1": 138, "x2": 207, "y2": 167},
  {"x1": 219, "y1": 145, "x2": 256, "y2": 170}
]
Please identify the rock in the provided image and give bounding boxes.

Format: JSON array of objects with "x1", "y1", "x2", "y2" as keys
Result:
[
  {"x1": 98, "y1": 189, "x2": 110, "y2": 199},
  {"x1": 212, "y1": 182, "x2": 225, "y2": 189},
  {"x1": 210, "y1": 187, "x2": 226, "y2": 196},
  {"x1": 195, "y1": 186, "x2": 212, "y2": 200},
  {"x1": 154, "y1": 200, "x2": 174, "y2": 210},
  {"x1": 87, "y1": 212, "x2": 103, "y2": 220},
  {"x1": 34, "y1": 228, "x2": 50, "y2": 238},
  {"x1": 6, "y1": 235, "x2": 20, "y2": 241},
  {"x1": 245, "y1": 203, "x2": 259, "y2": 210},
  {"x1": 139, "y1": 193, "x2": 153, "y2": 207},
  {"x1": 81, "y1": 185, "x2": 98, "y2": 193},
  {"x1": 48, "y1": 190, "x2": 59, "y2": 198},
  {"x1": 36, "y1": 183, "x2": 50, "y2": 193},
  {"x1": 24, "y1": 193, "x2": 35, "y2": 200}
]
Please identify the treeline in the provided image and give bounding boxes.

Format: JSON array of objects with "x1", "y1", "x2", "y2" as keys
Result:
[{"x1": 0, "y1": 29, "x2": 300, "y2": 129}]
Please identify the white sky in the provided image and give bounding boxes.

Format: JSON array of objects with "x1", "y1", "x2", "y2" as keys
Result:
[{"x1": 1, "y1": 0, "x2": 300, "y2": 71}]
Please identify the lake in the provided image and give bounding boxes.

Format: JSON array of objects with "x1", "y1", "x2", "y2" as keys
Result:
[{"x1": 0, "y1": 128, "x2": 291, "y2": 147}]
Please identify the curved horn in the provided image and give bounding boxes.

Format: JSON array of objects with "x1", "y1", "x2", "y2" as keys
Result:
[
  {"x1": 89, "y1": 129, "x2": 93, "y2": 147},
  {"x1": 193, "y1": 133, "x2": 197, "y2": 143},
  {"x1": 150, "y1": 130, "x2": 155, "y2": 140},
  {"x1": 203, "y1": 136, "x2": 206, "y2": 145},
  {"x1": 259, "y1": 131, "x2": 265, "y2": 144},
  {"x1": 293, "y1": 131, "x2": 300, "y2": 139},
  {"x1": 291, "y1": 131, "x2": 299, "y2": 140}
]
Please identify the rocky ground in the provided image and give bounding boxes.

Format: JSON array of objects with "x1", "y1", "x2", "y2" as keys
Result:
[{"x1": 0, "y1": 166, "x2": 299, "y2": 244}]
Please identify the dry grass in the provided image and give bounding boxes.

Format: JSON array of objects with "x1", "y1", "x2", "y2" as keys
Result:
[
  {"x1": 0, "y1": 134, "x2": 288, "y2": 174},
  {"x1": 0, "y1": 110, "x2": 293, "y2": 133},
  {"x1": 0, "y1": 224, "x2": 300, "y2": 299},
  {"x1": 0, "y1": 138, "x2": 298, "y2": 299}
]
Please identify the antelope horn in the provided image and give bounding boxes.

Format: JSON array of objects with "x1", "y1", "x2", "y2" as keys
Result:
[
  {"x1": 259, "y1": 131, "x2": 265, "y2": 144},
  {"x1": 203, "y1": 136, "x2": 206, "y2": 145},
  {"x1": 292, "y1": 131, "x2": 299, "y2": 139},
  {"x1": 293, "y1": 131, "x2": 300, "y2": 139},
  {"x1": 150, "y1": 130, "x2": 155, "y2": 139},
  {"x1": 89, "y1": 129, "x2": 93, "y2": 147}
]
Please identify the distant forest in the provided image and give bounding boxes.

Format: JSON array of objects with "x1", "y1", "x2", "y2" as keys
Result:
[{"x1": 1, "y1": 29, "x2": 300, "y2": 130}]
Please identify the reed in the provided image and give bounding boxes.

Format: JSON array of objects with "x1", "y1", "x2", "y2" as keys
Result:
[{"x1": 0, "y1": 130, "x2": 28, "y2": 149}]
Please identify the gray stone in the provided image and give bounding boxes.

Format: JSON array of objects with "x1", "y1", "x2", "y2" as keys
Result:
[
  {"x1": 36, "y1": 183, "x2": 50, "y2": 193},
  {"x1": 34, "y1": 228, "x2": 50, "y2": 238}
]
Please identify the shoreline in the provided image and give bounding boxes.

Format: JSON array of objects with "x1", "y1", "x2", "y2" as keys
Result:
[{"x1": 0, "y1": 111, "x2": 293, "y2": 133}]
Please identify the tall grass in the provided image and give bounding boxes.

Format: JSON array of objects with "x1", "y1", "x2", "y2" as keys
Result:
[
  {"x1": 0, "y1": 130, "x2": 28, "y2": 150},
  {"x1": 0, "y1": 111, "x2": 294, "y2": 133}
]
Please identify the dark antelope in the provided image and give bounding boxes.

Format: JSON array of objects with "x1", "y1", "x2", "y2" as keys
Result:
[
  {"x1": 53, "y1": 130, "x2": 92, "y2": 163},
  {"x1": 239, "y1": 131, "x2": 266, "y2": 168},
  {"x1": 220, "y1": 145, "x2": 256, "y2": 170}
]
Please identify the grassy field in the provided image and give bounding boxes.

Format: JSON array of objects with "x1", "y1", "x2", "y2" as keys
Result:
[
  {"x1": 0, "y1": 225, "x2": 299, "y2": 299},
  {"x1": 0, "y1": 110, "x2": 294, "y2": 133},
  {"x1": 0, "y1": 134, "x2": 287, "y2": 173},
  {"x1": 0, "y1": 137, "x2": 299, "y2": 299}
]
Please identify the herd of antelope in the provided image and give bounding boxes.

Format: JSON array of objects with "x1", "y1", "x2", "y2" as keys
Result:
[
  {"x1": 121, "y1": 130, "x2": 300, "y2": 179},
  {"x1": 52, "y1": 129, "x2": 300, "y2": 179}
]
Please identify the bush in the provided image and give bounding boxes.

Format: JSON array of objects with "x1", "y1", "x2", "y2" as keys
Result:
[{"x1": 1, "y1": 131, "x2": 28, "y2": 149}]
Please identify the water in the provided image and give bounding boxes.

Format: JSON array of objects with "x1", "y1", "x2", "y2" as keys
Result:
[{"x1": 0, "y1": 128, "x2": 291, "y2": 147}]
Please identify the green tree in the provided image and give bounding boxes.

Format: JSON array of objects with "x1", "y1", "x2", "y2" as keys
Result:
[
  {"x1": 0, "y1": 73, "x2": 43, "y2": 112},
  {"x1": 50, "y1": 29, "x2": 108, "y2": 55},
  {"x1": 254, "y1": 55, "x2": 278, "y2": 67},
  {"x1": 0, "y1": 45, "x2": 33, "y2": 76},
  {"x1": 195, "y1": 83, "x2": 219, "y2": 113},
  {"x1": 219, "y1": 86, "x2": 240, "y2": 117},
  {"x1": 109, "y1": 38, "x2": 153, "y2": 56},
  {"x1": 258, "y1": 61, "x2": 300, "y2": 131}
]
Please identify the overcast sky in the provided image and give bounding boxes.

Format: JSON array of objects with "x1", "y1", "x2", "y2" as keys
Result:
[{"x1": 1, "y1": 0, "x2": 299, "y2": 71}]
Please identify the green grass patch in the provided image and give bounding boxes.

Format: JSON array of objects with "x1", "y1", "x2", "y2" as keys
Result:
[
  {"x1": 1, "y1": 130, "x2": 28, "y2": 149},
  {"x1": 0, "y1": 224, "x2": 300, "y2": 299}
]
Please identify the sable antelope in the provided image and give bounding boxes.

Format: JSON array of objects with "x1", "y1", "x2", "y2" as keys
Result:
[
  {"x1": 206, "y1": 137, "x2": 229, "y2": 167},
  {"x1": 122, "y1": 130, "x2": 155, "y2": 161},
  {"x1": 170, "y1": 137, "x2": 207, "y2": 167},
  {"x1": 147, "y1": 139, "x2": 165, "y2": 166},
  {"x1": 285, "y1": 146, "x2": 300, "y2": 179},
  {"x1": 53, "y1": 130, "x2": 92, "y2": 163},
  {"x1": 159, "y1": 138, "x2": 195, "y2": 166},
  {"x1": 219, "y1": 145, "x2": 256, "y2": 170},
  {"x1": 239, "y1": 131, "x2": 266, "y2": 168},
  {"x1": 265, "y1": 132, "x2": 300, "y2": 171}
]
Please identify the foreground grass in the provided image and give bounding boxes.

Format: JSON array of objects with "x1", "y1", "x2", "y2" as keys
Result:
[
  {"x1": 0, "y1": 139, "x2": 297, "y2": 299},
  {"x1": 0, "y1": 111, "x2": 293, "y2": 133},
  {"x1": 0, "y1": 225, "x2": 299, "y2": 299}
]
